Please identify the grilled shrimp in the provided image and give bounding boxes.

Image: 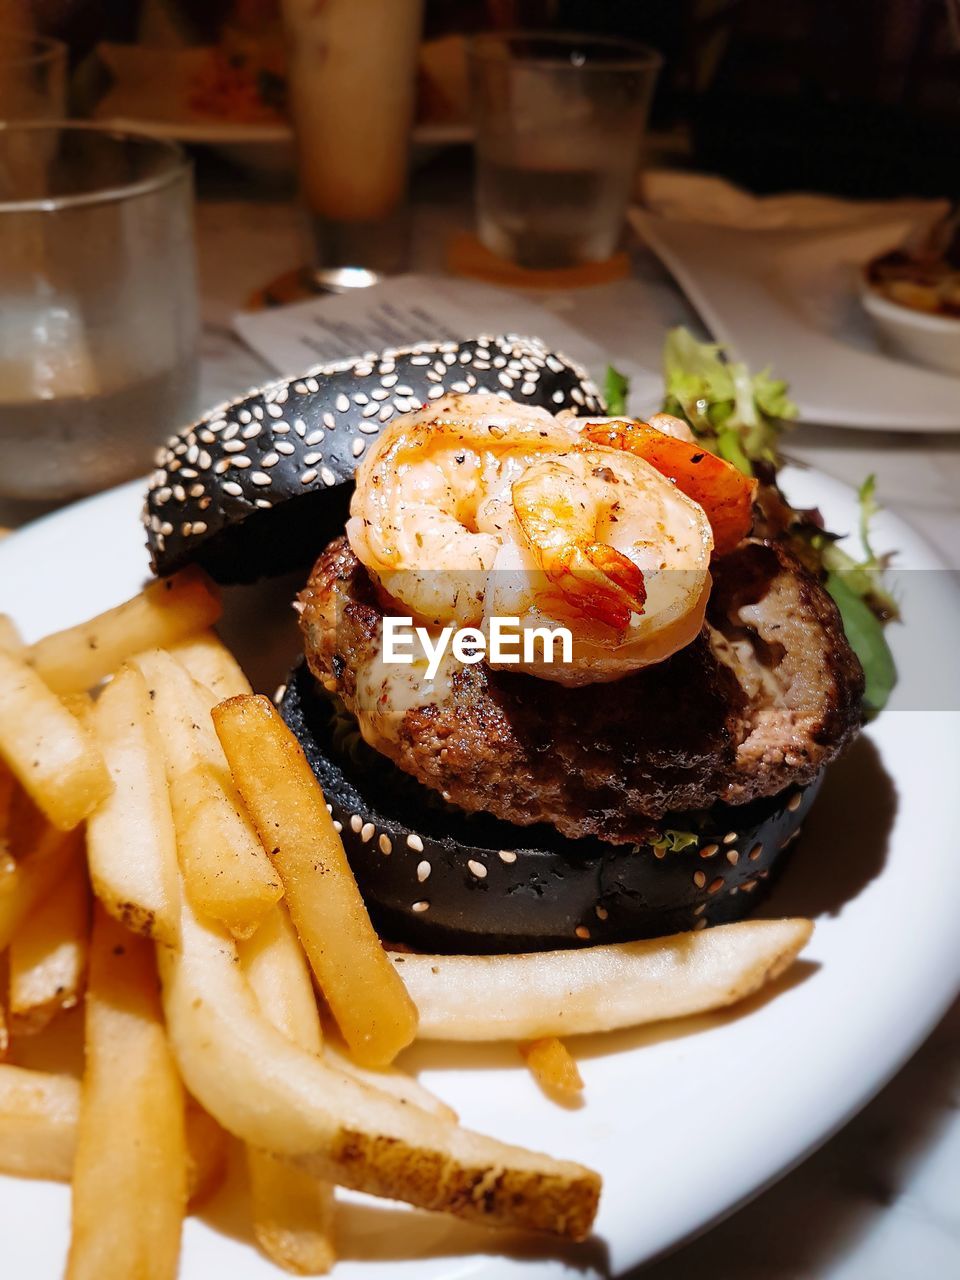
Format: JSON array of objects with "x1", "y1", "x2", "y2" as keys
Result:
[
  {"x1": 347, "y1": 394, "x2": 714, "y2": 683},
  {"x1": 492, "y1": 446, "x2": 713, "y2": 683},
  {"x1": 580, "y1": 418, "x2": 757, "y2": 556},
  {"x1": 346, "y1": 394, "x2": 580, "y2": 627},
  {"x1": 510, "y1": 454, "x2": 648, "y2": 632}
]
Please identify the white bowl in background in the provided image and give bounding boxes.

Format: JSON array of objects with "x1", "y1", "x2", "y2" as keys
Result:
[{"x1": 859, "y1": 275, "x2": 960, "y2": 377}]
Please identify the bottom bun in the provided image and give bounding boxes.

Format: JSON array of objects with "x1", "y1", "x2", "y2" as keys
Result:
[{"x1": 280, "y1": 660, "x2": 820, "y2": 953}]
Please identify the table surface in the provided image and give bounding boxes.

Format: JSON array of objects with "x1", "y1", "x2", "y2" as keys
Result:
[{"x1": 8, "y1": 154, "x2": 960, "y2": 1278}]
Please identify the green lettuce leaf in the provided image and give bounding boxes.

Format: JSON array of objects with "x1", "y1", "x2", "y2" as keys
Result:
[
  {"x1": 604, "y1": 364, "x2": 630, "y2": 415},
  {"x1": 824, "y1": 571, "x2": 897, "y2": 714},
  {"x1": 661, "y1": 327, "x2": 797, "y2": 475},
  {"x1": 812, "y1": 476, "x2": 899, "y2": 621},
  {"x1": 648, "y1": 829, "x2": 699, "y2": 854},
  {"x1": 612, "y1": 329, "x2": 899, "y2": 715}
]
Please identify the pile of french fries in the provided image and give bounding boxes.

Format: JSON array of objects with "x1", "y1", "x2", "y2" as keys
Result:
[{"x1": 0, "y1": 566, "x2": 814, "y2": 1276}]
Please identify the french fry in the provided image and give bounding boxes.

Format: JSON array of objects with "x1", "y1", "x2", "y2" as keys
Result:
[
  {"x1": 322, "y1": 1042, "x2": 458, "y2": 1124},
  {"x1": 0, "y1": 806, "x2": 83, "y2": 952},
  {"x1": 238, "y1": 907, "x2": 455, "y2": 1265},
  {"x1": 0, "y1": 846, "x2": 15, "y2": 893},
  {"x1": 183, "y1": 1101, "x2": 229, "y2": 1208},
  {"x1": 391, "y1": 918, "x2": 815, "y2": 1041},
  {"x1": 239, "y1": 904, "x2": 324, "y2": 1057},
  {"x1": 0, "y1": 1065, "x2": 226, "y2": 1205},
  {"x1": 158, "y1": 892, "x2": 601, "y2": 1241},
  {"x1": 519, "y1": 1039, "x2": 583, "y2": 1104},
  {"x1": 0, "y1": 614, "x2": 24, "y2": 655},
  {"x1": 240, "y1": 911, "x2": 455, "y2": 1120},
  {"x1": 8, "y1": 858, "x2": 89, "y2": 1035},
  {"x1": 67, "y1": 906, "x2": 187, "y2": 1280},
  {"x1": 60, "y1": 691, "x2": 95, "y2": 719},
  {"x1": 246, "y1": 1151, "x2": 335, "y2": 1277},
  {"x1": 0, "y1": 1066, "x2": 77, "y2": 1179},
  {"x1": 0, "y1": 649, "x2": 112, "y2": 831},
  {"x1": 239, "y1": 906, "x2": 336, "y2": 1275},
  {"x1": 134, "y1": 652, "x2": 281, "y2": 938},
  {"x1": 28, "y1": 567, "x2": 221, "y2": 695},
  {"x1": 169, "y1": 631, "x2": 252, "y2": 700},
  {"x1": 212, "y1": 695, "x2": 417, "y2": 1067},
  {"x1": 0, "y1": 1000, "x2": 8, "y2": 1061},
  {"x1": 0, "y1": 761, "x2": 13, "y2": 848},
  {"x1": 85, "y1": 665, "x2": 180, "y2": 945}
]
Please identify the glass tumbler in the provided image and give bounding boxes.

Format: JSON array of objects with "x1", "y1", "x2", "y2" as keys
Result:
[
  {"x1": 0, "y1": 33, "x2": 66, "y2": 120},
  {"x1": 467, "y1": 32, "x2": 662, "y2": 269},
  {"x1": 0, "y1": 123, "x2": 199, "y2": 503},
  {"x1": 281, "y1": 0, "x2": 425, "y2": 289}
]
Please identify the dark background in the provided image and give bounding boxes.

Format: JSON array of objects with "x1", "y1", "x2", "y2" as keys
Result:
[{"x1": 27, "y1": 0, "x2": 960, "y2": 198}]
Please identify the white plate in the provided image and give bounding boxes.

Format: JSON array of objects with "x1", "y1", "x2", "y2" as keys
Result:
[
  {"x1": 633, "y1": 209, "x2": 960, "y2": 431},
  {"x1": 1, "y1": 468, "x2": 958, "y2": 1277}
]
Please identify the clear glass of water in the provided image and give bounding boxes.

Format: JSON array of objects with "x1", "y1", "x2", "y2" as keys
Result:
[
  {"x1": 467, "y1": 31, "x2": 662, "y2": 269},
  {"x1": 0, "y1": 124, "x2": 199, "y2": 505},
  {"x1": 0, "y1": 33, "x2": 66, "y2": 121},
  {"x1": 281, "y1": 0, "x2": 425, "y2": 290}
]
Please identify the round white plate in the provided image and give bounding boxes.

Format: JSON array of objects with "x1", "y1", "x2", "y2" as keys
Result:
[{"x1": 1, "y1": 467, "x2": 958, "y2": 1278}]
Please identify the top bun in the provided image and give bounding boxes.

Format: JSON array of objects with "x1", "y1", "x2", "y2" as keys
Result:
[{"x1": 144, "y1": 336, "x2": 603, "y2": 582}]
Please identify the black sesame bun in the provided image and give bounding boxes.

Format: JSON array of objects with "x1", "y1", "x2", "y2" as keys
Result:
[
  {"x1": 279, "y1": 660, "x2": 820, "y2": 954},
  {"x1": 144, "y1": 336, "x2": 602, "y2": 583}
]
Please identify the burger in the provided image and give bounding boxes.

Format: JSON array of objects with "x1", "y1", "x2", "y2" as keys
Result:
[{"x1": 144, "y1": 335, "x2": 865, "y2": 953}]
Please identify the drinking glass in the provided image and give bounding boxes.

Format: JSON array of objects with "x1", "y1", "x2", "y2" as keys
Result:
[
  {"x1": 467, "y1": 31, "x2": 662, "y2": 269},
  {"x1": 0, "y1": 33, "x2": 66, "y2": 120},
  {"x1": 0, "y1": 124, "x2": 199, "y2": 503},
  {"x1": 280, "y1": 0, "x2": 425, "y2": 289}
]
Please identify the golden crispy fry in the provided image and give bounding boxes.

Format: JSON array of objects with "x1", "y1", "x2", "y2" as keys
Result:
[
  {"x1": 238, "y1": 904, "x2": 324, "y2": 1057},
  {"x1": 240, "y1": 906, "x2": 336, "y2": 1275},
  {"x1": 0, "y1": 762, "x2": 14, "y2": 846},
  {"x1": 519, "y1": 1038, "x2": 583, "y2": 1103},
  {"x1": 239, "y1": 906, "x2": 453, "y2": 1120},
  {"x1": 59, "y1": 691, "x2": 95, "y2": 718},
  {"x1": 0, "y1": 612, "x2": 18, "y2": 843},
  {"x1": 159, "y1": 892, "x2": 601, "y2": 1241},
  {"x1": 246, "y1": 1152, "x2": 335, "y2": 1276},
  {"x1": 0, "y1": 1066, "x2": 77, "y2": 1179},
  {"x1": 85, "y1": 665, "x2": 180, "y2": 945},
  {"x1": 392, "y1": 918, "x2": 814, "y2": 1041},
  {"x1": 0, "y1": 846, "x2": 15, "y2": 893},
  {"x1": 134, "y1": 652, "x2": 281, "y2": 938},
  {"x1": 67, "y1": 906, "x2": 187, "y2": 1280},
  {"x1": 169, "y1": 631, "x2": 252, "y2": 700},
  {"x1": 0, "y1": 614, "x2": 24, "y2": 655},
  {"x1": 241, "y1": 913, "x2": 454, "y2": 1120},
  {"x1": 0, "y1": 1000, "x2": 8, "y2": 1061},
  {"x1": 183, "y1": 1101, "x2": 229, "y2": 1209},
  {"x1": 213, "y1": 695, "x2": 417, "y2": 1067},
  {"x1": 0, "y1": 649, "x2": 111, "y2": 831},
  {"x1": 0, "y1": 805, "x2": 83, "y2": 952},
  {"x1": 0, "y1": 1064, "x2": 223, "y2": 1205},
  {"x1": 322, "y1": 1041, "x2": 458, "y2": 1123},
  {"x1": 9, "y1": 858, "x2": 89, "y2": 1035},
  {"x1": 28, "y1": 567, "x2": 221, "y2": 695}
]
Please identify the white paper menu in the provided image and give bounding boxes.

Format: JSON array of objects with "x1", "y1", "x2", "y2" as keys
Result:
[{"x1": 233, "y1": 275, "x2": 613, "y2": 379}]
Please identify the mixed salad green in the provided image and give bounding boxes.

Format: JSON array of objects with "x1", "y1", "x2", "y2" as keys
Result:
[{"x1": 604, "y1": 328, "x2": 897, "y2": 714}]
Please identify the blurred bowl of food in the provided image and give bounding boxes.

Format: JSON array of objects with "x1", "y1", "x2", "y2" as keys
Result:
[{"x1": 860, "y1": 213, "x2": 960, "y2": 376}]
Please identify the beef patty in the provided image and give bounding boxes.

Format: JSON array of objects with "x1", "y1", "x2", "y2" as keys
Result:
[{"x1": 298, "y1": 536, "x2": 864, "y2": 844}]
